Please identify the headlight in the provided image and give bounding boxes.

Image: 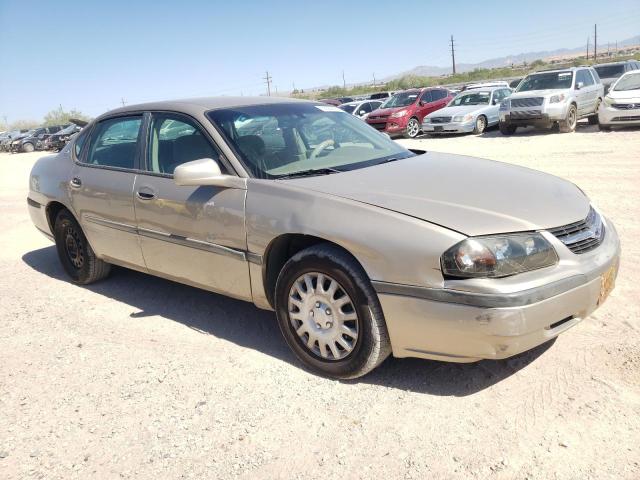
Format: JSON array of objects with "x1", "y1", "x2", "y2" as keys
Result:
[
  {"x1": 423, "y1": 117, "x2": 431, "y2": 124},
  {"x1": 549, "y1": 94, "x2": 566, "y2": 103},
  {"x1": 453, "y1": 114, "x2": 473, "y2": 123},
  {"x1": 441, "y1": 233, "x2": 558, "y2": 278},
  {"x1": 499, "y1": 100, "x2": 510, "y2": 111},
  {"x1": 390, "y1": 109, "x2": 408, "y2": 118},
  {"x1": 603, "y1": 96, "x2": 614, "y2": 106}
]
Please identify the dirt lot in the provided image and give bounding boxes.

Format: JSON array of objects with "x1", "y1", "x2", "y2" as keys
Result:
[{"x1": 1, "y1": 123, "x2": 639, "y2": 480}]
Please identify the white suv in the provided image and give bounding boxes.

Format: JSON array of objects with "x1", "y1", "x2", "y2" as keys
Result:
[{"x1": 499, "y1": 67, "x2": 604, "y2": 134}]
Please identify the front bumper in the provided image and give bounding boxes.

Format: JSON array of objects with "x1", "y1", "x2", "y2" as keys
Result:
[
  {"x1": 500, "y1": 102, "x2": 568, "y2": 127},
  {"x1": 366, "y1": 116, "x2": 409, "y2": 135},
  {"x1": 598, "y1": 104, "x2": 640, "y2": 126},
  {"x1": 422, "y1": 121, "x2": 475, "y2": 134},
  {"x1": 374, "y1": 219, "x2": 621, "y2": 362}
]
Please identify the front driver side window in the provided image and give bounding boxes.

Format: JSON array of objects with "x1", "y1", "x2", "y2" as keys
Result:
[
  {"x1": 148, "y1": 114, "x2": 220, "y2": 175},
  {"x1": 85, "y1": 116, "x2": 142, "y2": 169}
]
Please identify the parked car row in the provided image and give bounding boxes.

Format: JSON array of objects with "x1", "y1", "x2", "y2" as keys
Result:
[
  {"x1": 0, "y1": 120, "x2": 87, "y2": 153},
  {"x1": 320, "y1": 60, "x2": 640, "y2": 139}
]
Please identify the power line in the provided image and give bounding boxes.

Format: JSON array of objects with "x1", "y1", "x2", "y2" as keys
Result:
[
  {"x1": 263, "y1": 71, "x2": 272, "y2": 96},
  {"x1": 450, "y1": 35, "x2": 456, "y2": 74}
]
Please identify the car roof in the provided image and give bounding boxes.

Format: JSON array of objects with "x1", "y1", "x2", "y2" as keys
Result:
[
  {"x1": 594, "y1": 60, "x2": 636, "y2": 67},
  {"x1": 98, "y1": 96, "x2": 315, "y2": 120},
  {"x1": 460, "y1": 86, "x2": 504, "y2": 92}
]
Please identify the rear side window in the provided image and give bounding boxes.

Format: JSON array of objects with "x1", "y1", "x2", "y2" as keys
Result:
[
  {"x1": 148, "y1": 114, "x2": 219, "y2": 175},
  {"x1": 84, "y1": 116, "x2": 142, "y2": 169},
  {"x1": 431, "y1": 89, "x2": 447, "y2": 101},
  {"x1": 74, "y1": 128, "x2": 89, "y2": 159},
  {"x1": 420, "y1": 90, "x2": 433, "y2": 103}
]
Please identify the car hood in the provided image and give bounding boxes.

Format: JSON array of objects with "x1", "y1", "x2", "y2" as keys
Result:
[
  {"x1": 607, "y1": 89, "x2": 640, "y2": 101},
  {"x1": 283, "y1": 153, "x2": 589, "y2": 236},
  {"x1": 427, "y1": 105, "x2": 488, "y2": 117},
  {"x1": 509, "y1": 89, "x2": 567, "y2": 99},
  {"x1": 369, "y1": 106, "x2": 412, "y2": 116}
]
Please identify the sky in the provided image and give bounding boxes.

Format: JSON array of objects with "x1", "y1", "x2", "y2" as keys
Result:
[{"x1": 1, "y1": 0, "x2": 639, "y2": 123}]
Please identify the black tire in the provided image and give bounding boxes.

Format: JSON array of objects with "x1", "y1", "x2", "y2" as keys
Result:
[
  {"x1": 499, "y1": 122, "x2": 517, "y2": 135},
  {"x1": 275, "y1": 244, "x2": 391, "y2": 379},
  {"x1": 403, "y1": 117, "x2": 421, "y2": 138},
  {"x1": 473, "y1": 115, "x2": 487, "y2": 134},
  {"x1": 54, "y1": 209, "x2": 111, "y2": 284},
  {"x1": 22, "y1": 142, "x2": 35, "y2": 153},
  {"x1": 588, "y1": 99, "x2": 602, "y2": 125},
  {"x1": 599, "y1": 123, "x2": 611, "y2": 131},
  {"x1": 559, "y1": 104, "x2": 577, "y2": 133}
]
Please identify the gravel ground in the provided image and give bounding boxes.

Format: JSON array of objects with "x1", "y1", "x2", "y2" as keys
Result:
[{"x1": 1, "y1": 122, "x2": 639, "y2": 479}]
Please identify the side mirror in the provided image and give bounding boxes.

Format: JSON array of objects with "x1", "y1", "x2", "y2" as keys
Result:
[
  {"x1": 358, "y1": 110, "x2": 366, "y2": 116},
  {"x1": 174, "y1": 158, "x2": 246, "y2": 189},
  {"x1": 492, "y1": 98, "x2": 500, "y2": 105},
  {"x1": 418, "y1": 101, "x2": 425, "y2": 106},
  {"x1": 576, "y1": 82, "x2": 584, "y2": 90}
]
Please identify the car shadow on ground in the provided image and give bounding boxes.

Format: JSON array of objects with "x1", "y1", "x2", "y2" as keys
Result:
[{"x1": 23, "y1": 246, "x2": 554, "y2": 396}]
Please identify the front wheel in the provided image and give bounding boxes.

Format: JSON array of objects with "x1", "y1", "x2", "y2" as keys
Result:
[
  {"x1": 499, "y1": 122, "x2": 517, "y2": 135},
  {"x1": 22, "y1": 142, "x2": 35, "y2": 153},
  {"x1": 275, "y1": 244, "x2": 391, "y2": 379},
  {"x1": 473, "y1": 115, "x2": 487, "y2": 134},
  {"x1": 54, "y1": 209, "x2": 111, "y2": 284},
  {"x1": 559, "y1": 104, "x2": 577, "y2": 133},
  {"x1": 403, "y1": 117, "x2": 421, "y2": 138}
]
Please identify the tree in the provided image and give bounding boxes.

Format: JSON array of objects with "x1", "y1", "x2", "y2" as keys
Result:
[{"x1": 42, "y1": 106, "x2": 90, "y2": 127}]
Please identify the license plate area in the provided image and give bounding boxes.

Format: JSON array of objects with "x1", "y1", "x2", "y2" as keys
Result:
[
  {"x1": 598, "y1": 261, "x2": 618, "y2": 306},
  {"x1": 434, "y1": 126, "x2": 443, "y2": 132}
]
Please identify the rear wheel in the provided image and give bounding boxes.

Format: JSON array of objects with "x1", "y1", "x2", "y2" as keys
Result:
[
  {"x1": 473, "y1": 115, "x2": 487, "y2": 134},
  {"x1": 54, "y1": 209, "x2": 111, "y2": 284},
  {"x1": 588, "y1": 99, "x2": 602, "y2": 125},
  {"x1": 275, "y1": 244, "x2": 391, "y2": 379},
  {"x1": 403, "y1": 117, "x2": 421, "y2": 138},
  {"x1": 22, "y1": 142, "x2": 35, "y2": 153},
  {"x1": 499, "y1": 122, "x2": 517, "y2": 135},
  {"x1": 559, "y1": 104, "x2": 577, "y2": 133}
]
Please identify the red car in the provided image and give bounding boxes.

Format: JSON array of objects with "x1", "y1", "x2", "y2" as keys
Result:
[{"x1": 365, "y1": 87, "x2": 454, "y2": 138}]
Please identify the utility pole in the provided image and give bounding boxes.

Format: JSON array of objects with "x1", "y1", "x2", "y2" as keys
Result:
[
  {"x1": 450, "y1": 35, "x2": 456, "y2": 75},
  {"x1": 607, "y1": 42, "x2": 610, "y2": 56},
  {"x1": 372, "y1": 73, "x2": 376, "y2": 87},
  {"x1": 263, "y1": 71, "x2": 272, "y2": 96},
  {"x1": 342, "y1": 70, "x2": 346, "y2": 90},
  {"x1": 586, "y1": 36, "x2": 590, "y2": 61},
  {"x1": 594, "y1": 24, "x2": 597, "y2": 62},
  {"x1": 121, "y1": 98, "x2": 126, "y2": 107}
]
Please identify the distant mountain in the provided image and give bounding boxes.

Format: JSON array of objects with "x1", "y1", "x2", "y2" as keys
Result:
[{"x1": 382, "y1": 34, "x2": 640, "y2": 81}]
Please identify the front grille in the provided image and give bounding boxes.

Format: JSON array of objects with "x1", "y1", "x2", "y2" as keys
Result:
[
  {"x1": 612, "y1": 115, "x2": 640, "y2": 122},
  {"x1": 369, "y1": 122, "x2": 387, "y2": 131},
  {"x1": 368, "y1": 115, "x2": 389, "y2": 121},
  {"x1": 430, "y1": 116, "x2": 452, "y2": 124},
  {"x1": 511, "y1": 97, "x2": 544, "y2": 108},
  {"x1": 612, "y1": 103, "x2": 640, "y2": 110},
  {"x1": 510, "y1": 110, "x2": 543, "y2": 119},
  {"x1": 547, "y1": 207, "x2": 605, "y2": 254}
]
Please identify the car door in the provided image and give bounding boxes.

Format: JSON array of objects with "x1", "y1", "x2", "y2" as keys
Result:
[
  {"x1": 69, "y1": 115, "x2": 146, "y2": 269},
  {"x1": 356, "y1": 102, "x2": 373, "y2": 117},
  {"x1": 487, "y1": 90, "x2": 503, "y2": 125},
  {"x1": 416, "y1": 90, "x2": 433, "y2": 121},
  {"x1": 575, "y1": 70, "x2": 592, "y2": 116},
  {"x1": 132, "y1": 112, "x2": 251, "y2": 300}
]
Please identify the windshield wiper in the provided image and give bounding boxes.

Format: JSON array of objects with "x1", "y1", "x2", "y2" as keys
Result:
[{"x1": 276, "y1": 167, "x2": 344, "y2": 179}]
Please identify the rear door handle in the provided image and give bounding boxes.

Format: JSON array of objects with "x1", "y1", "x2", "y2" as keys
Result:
[
  {"x1": 136, "y1": 191, "x2": 156, "y2": 200},
  {"x1": 70, "y1": 177, "x2": 82, "y2": 188}
]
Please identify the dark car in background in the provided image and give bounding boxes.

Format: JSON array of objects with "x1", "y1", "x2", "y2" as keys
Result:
[
  {"x1": 11, "y1": 125, "x2": 66, "y2": 153},
  {"x1": 365, "y1": 87, "x2": 454, "y2": 138},
  {"x1": 1, "y1": 129, "x2": 29, "y2": 152},
  {"x1": 44, "y1": 123, "x2": 83, "y2": 151},
  {"x1": 594, "y1": 60, "x2": 640, "y2": 94}
]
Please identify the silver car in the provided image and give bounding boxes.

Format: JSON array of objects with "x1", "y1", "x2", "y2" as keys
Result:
[
  {"x1": 27, "y1": 97, "x2": 620, "y2": 379},
  {"x1": 422, "y1": 87, "x2": 512, "y2": 135},
  {"x1": 500, "y1": 67, "x2": 604, "y2": 134},
  {"x1": 598, "y1": 70, "x2": 640, "y2": 130},
  {"x1": 338, "y1": 99, "x2": 384, "y2": 119}
]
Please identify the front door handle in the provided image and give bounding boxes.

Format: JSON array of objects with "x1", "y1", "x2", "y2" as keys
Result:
[
  {"x1": 136, "y1": 191, "x2": 156, "y2": 200},
  {"x1": 70, "y1": 177, "x2": 82, "y2": 188}
]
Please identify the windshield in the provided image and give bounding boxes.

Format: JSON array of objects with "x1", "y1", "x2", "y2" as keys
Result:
[
  {"x1": 612, "y1": 73, "x2": 640, "y2": 91},
  {"x1": 338, "y1": 104, "x2": 356, "y2": 114},
  {"x1": 207, "y1": 103, "x2": 414, "y2": 179},
  {"x1": 381, "y1": 91, "x2": 419, "y2": 108},
  {"x1": 449, "y1": 91, "x2": 491, "y2": 106},
  {"x1": 594, "y1": 65, "x2": 625, "y2": 79},
  {"x1": 517, "y1": 71, "x2": 573, "y2": 92}
]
